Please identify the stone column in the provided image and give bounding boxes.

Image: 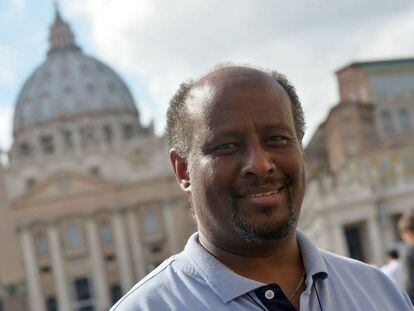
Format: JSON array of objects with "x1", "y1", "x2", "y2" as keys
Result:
[
  {"x1": 162, "y1": 202, "x2": 179, "y2": 254},
  {"x1": 85, "y1": 216, "x2": 110, "y2": 310},
  {"x1": 367, "y1": 213, "x2": 384, "y2": 265},
  {"x1": 112, "y1": 209, "x2": 134, "y2": 292},
  {"x1": 330, "y1": 219, "x2": 348, "y2": 257},
  {"x1": 47, "y1": 223, "x2": 72, "y2": 311},
  {"x1": 19, "y1": 226, "x2": 46, "y2": 311},
  {"x1": 126, "y1": 208, "x2": 146, "y2": 281}
]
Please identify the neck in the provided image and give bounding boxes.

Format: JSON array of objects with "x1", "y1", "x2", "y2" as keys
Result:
[{"x1": 199, "y1": 230, "x2": 303, "y2": 284}]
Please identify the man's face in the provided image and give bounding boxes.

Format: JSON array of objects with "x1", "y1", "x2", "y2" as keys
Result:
[{"x1": 182, "y1": 68, "x2": 305, "y2": 248}]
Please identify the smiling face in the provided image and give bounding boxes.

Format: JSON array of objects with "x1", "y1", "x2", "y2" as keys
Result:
[{"x1": 172, "y1": 67, "x2": 306, "y2": 249}]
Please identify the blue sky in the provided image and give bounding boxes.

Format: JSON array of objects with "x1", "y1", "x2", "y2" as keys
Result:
[{"x1": 1, "y1": 0, "x2": 414, "y2": 152}]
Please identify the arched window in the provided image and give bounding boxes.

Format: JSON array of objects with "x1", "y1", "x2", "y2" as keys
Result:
[
  {"x1": 100, "y1": 222, "x2": 112, "y2": 244},
  {"x1": 40, "y1": 135, "x2": 54, "y2": 154},
  {"x1": 380, "y1": 110, "x2": 394, "y2": 133},
  {"x1": 145, "y1": 209, "x2": 159, "y2": 234},
  {"x1": 102, "y1": 124, "x2": 113, "y2": 143},
  {"x1": 61, "y1": 129, "x2": 73, "y2": 150},
  {"x1": 19, "y1": 142, "x2": 32, "y2": 157},
  {"x1": 399, "y1": 107, "x2": 411, "y2": 131},
  {"x1": 122, "y1": 123, "x2": 134, "y2": 140},
  {"x1": 35, "y1": 233, "x2": 49, "y2": 257},
  {"x1": 66, "y1": 223, "x2": 82, "y2": 250}
]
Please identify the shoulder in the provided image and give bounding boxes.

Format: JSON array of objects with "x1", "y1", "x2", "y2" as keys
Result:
[
  {"x1": 319, "y1": 249, "x2": 380, "y2": 274},
  {"x1": 110, "y1": 253, "x2": 204, "y2": 310},
  {"x1": 318, "y1": 248, "x2": 396, "y2": 283},
  {"x1": 318, "y1": 249, "x2": 412, "y2": 307}
]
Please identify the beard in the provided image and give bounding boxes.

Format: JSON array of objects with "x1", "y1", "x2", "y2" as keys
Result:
[{"x1": 230, "y1": 179, "x2": 297, "y2": 243}]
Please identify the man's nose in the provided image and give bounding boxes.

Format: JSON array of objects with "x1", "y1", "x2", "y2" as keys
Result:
[{"x1": 240, "y1": 143, "x2": 275, "y2": 177}]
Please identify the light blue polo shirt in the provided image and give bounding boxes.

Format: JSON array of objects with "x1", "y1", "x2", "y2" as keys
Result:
[{"x1": 111, "y1": 231, "x2": 413, "y2": 310}]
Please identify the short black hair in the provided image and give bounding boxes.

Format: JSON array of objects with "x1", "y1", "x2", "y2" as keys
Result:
[
  {"x1": 165, "y1": 65, "x2": 306, "y2": 159},
  {"x1": 387, "y1": 249, "x2": 399, "y2": 259}
]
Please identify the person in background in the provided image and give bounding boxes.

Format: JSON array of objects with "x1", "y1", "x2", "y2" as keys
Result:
[
  {"x1": 381, "y1": 249, "x2": 402, "y2": 287},
  {"x1": 399, "y1": 212, "x2": 414, "y2": 303}
]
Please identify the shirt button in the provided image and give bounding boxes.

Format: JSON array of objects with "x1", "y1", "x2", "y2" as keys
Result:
[{"x1": 264, "y1": 289, "x2": 275, "y2": 300}]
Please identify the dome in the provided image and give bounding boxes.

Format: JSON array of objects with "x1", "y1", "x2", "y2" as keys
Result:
[{"x1": 13, "y1": 6, "x2": 138, "y2": 134}]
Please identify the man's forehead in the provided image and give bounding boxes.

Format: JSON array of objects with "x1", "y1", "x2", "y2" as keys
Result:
[
  {"x1": 187, "y1": 66, "x2": 287, "y2": 115},
  {"x1": 195, "y1": 66, "x2": 276, "y2": 90}
]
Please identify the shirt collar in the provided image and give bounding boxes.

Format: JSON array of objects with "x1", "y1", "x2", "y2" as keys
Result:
[
  {"x1": 183, "y1": 230, "x2": 328, "y2": 304},
  {"x1": 296, "y1": 229, "x2": 328, "y2": 281}
]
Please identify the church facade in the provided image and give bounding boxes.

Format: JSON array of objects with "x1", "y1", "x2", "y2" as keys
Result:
[
  {"x1": 301, "y1": 58, "x2": 414, "y2": 266},
  {"x1": 0, "y1": 8, "x2": 194, "y2": 311}
]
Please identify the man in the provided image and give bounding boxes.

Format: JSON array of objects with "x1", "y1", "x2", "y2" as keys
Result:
[
  {"x1": 111, "y1": 66, "x2": 412, "y2": 310},
  {"x1": 399, "y1": 212, "x2": 414, "y2": 303},
  {"x1": 380, "y1": 249, "x2": 403, "y2": 287}
]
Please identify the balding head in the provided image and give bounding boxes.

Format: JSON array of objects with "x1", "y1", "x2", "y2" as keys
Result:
[{"x1": 166, "y1": 65, "x2": 305, "y2": 159}]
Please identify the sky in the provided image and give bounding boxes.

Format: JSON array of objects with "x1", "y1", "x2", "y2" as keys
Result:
[{"x1": 1, "y1": 0, "x2": 414, "y2": 152}]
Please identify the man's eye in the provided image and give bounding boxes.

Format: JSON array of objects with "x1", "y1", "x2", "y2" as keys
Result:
[
  {"x1": 265, "y1": 136, "x2": 289, "y2": 144},
  {"x1": 212, "y1": 143, "x2": 240, "y2": 154},
  {"x1": 216, "y1": 143, "x2": 239, "y2": 150}
]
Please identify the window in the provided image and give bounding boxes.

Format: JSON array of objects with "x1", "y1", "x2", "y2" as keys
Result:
[
  {"x1": 344, "y1": 223, "x2": 366, "y2": 262},
  {"x1": 150, "y1": 244, "x2": 162, "y2": 254},
  {"x1": 382, "y1": 157, "x2": 390, "y2": 170},
  {"x1": 347, "y1": 143, "x2": 356, "y2": 155},
  {"x1": 35, "y1": 234, "x2": 49, "y2": 257},
  {"x1": 402, "y1": 152, "x2": 412, "y2": 166},
  {"x1": 74, "y1": 278, "x2": 92, "y2": 300},
  {"x1": 105, "y1": 254, "x2": 115, "y2": 262},
  {"x1": 399, "y1": 107, "x2": 411, "y2": 131},
  {"x1": 89, "y1": 166, "x2": 100, "y2": 176},
  {"x1": 79, "y1": 126, "x2": 94, "y2": 148},
  {"x1": 46, "y1": 296, "x2": 57, "y2": 311},
  {"x1": 344, "y1": 123, "x2": 353, "y2": 135},
  {"x1": 26, "y1": 178, "x2": 36, "y2": 189},
  {"x1": 73, "y1": 278, "x2": 93, "y2": 311},
  {"x1": 108, "y1": 81, "x2": 116, "y2": 93},
  {"x1": 347, "y1": 92, "x2": 357, "y2": 102},
  {"x1": 110, "y1": 284, "x2": 122, "y2": 304},
  {"x1": 381, "y1": 110, "x2": 394, "y2": 133},
  {"x1": 102, "y1": 125, "x2": 112, "y2": 143},
  {"x1": 40, "y1": 266, "x2": 51, "y2": 273},
  {"x1": 18, "y1": 142, "x2": 32, "y2": 157},
  {"x1": 122, "y1": 123, "x2": 134, "y2": 140},
  {"x1": 40, "y1": 135, "x2": 54, "y2": 154},
  {"x1": 86, "y1": 83, "x2": 95, "y2": 94},
  {"x1": 62, "y1": 130, "x2": 73, "y2": 149},
  {"x1": 145, "y1": 210, "x2": 159, "y2": 234},
  {"x1": 100, "y1": 223, "x2": 112, "y2": 244},
  {"x1": 66, "y1": 223, "x2": 82, "y2": 250}
]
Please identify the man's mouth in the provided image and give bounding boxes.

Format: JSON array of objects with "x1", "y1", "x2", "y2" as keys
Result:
[
  {"x1": 236, "y1": 185, "x2": 286, "y2": 206},
  {"x1": 244, "y1": 189, "x2": 283, "y2": 198}
]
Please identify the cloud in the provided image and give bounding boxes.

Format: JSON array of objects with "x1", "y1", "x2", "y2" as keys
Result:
[
  {"x1": 358, "y1": 5, "x2": 414, "y2": 59},
  {"x1": 10, "y1": 0, "x2": 25, "y2": 10},
  {"x1": 51, "y1": 0, "x2": 414, "y2": 142},
  {"x1": 0, "y1": 105, "x2": 13, "y2": 151},
  {"x1": 0, "y1": 46, "x2": 19, "y2": 86}
]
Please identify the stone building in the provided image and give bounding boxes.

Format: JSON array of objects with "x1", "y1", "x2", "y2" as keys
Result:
[
  {"x1": 0, "y1": 8, "x2": 194, "y2": 311},
  {"x1": 301, "y1": 58, "x2": 414, "y2": 265}
]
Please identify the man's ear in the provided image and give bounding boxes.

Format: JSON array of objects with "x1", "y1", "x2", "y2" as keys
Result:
[{"x1": 169, "y1": 149, "x2": 191, "y2": 193}]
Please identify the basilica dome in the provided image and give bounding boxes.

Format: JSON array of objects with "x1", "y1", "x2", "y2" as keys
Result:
[{"x1": 13, "y1": 8, "x2": 137, "y2": 134}]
